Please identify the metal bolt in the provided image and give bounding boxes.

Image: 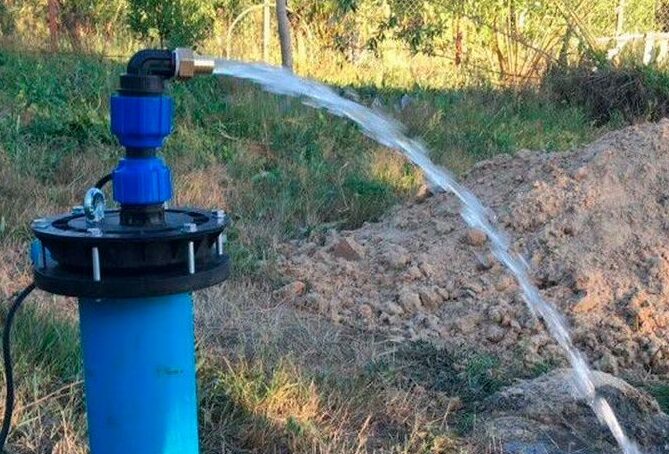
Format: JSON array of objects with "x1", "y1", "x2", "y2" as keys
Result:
[
  {"x1": 32, "y1": 218, "x2": 50, "y2": 229},
  {"x1": 72, "y1": 205, "x2": 85, "y2": 216},
  {"x1": 216, "y1": 233, "x2": 225, "y2": 256},
  {"x1": 183, "y1": 223, "x2": 197, "y2": 233},
  {"x1": 87, "y1": 227, "x2": 103, "y2": 237},
  {"x1": 92, "y1": 247, "x2": 101, "y2": 282},
  {"x1": 187, "y1": 241, "x2": 195, "y2": 275},
  {"x1": 213, "y1": 210, "x2": 227, "y2": 225}
]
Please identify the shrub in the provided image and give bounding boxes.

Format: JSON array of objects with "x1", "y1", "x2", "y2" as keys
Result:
[
  {"x1": 0, "y1": 2, "x2": 14, "y2": 36},
  {"x1": 544, "y1": 57, "x2": 669, "y2": 125},
  {"x1": 127, "y1": 0, "x2": 215, "y2": 48}
]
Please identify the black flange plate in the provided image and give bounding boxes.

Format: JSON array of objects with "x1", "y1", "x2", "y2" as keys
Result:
[
  {"x1": 34, "y1": 255, "x2": 230, "y2": 299},
  {"x1": 31, "y1": 207, "x2": 231, "y2": 298}
]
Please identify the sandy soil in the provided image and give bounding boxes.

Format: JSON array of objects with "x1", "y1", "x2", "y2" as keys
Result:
[{"x1": 277, "y1": 120, "x2": 669, "y2": 379}]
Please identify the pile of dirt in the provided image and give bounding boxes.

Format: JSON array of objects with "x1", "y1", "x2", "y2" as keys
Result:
[{"x1": 277, "y1": 120, "x2": 669, "y2": 378}]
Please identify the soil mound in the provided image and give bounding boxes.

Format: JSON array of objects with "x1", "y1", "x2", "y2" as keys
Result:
[
  {"x1": 478, "y1": 369, "x2": 669, "y2": 453},
  {"x1": 277, "y1": 120, "x2": 669, "y2": 377}
]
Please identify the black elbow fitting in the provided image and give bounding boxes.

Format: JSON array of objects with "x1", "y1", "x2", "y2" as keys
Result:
[
  {"x1": 120, "y1": 49, "x2": 177, "y2": 96},
  {"x1": 126, "y1": 49, "x2": 176, "y2": 77}
]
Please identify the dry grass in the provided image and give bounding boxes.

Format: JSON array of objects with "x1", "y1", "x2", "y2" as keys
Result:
[
  {"x1": 195, "y1": 280, "x2": 472, "y2": 453},
  {"x1": 0, "y1": 150, "x2": 113, "y2": 294}
]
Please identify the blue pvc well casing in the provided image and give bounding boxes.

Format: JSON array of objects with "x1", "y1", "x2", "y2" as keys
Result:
[{"x1": 79, "y1": 294, "x2": 199, "y2": 454}]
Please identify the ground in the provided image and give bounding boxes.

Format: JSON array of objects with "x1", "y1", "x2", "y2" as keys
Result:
[
  {"x1": 273, "y1": 121, "x2": 669, "y2": 452},
  {"x1": 278, "y1": 122, "x2": 669, "y2": 379}
]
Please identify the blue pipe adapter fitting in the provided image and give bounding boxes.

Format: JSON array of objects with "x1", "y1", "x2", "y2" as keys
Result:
[
  {"x1": 112, "y1": 156, "x2": 173, "y2": 205},
  {"x1": 110, "y1": 95, "x2": 174, "y2": 205},
  {"x1": 110, "y1": 95, "x2": 173, "y2": 149}
]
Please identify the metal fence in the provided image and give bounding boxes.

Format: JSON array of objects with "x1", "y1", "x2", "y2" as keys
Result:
[
  {"x1": 225, "y1": 0, "x2": 669, "y2": 85},
  {"x1": 597, "y1": 0, "x2": 669, "y2": 63}
]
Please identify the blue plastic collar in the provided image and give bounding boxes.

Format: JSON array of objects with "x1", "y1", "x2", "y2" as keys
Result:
[
  {"x1": 111, "y1": 95, "x2": 173, "y2": 149},
  {"x1": 110, "y1": 93, "x2": 174, "y2": 205},
  {"x1": 113, "y1": 157, "x2": 173, "y2": 205}
]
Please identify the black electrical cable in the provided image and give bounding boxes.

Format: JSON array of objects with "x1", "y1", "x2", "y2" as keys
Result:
[
  {"x1": 0, "y1": 282, "x2": 36, "y2": 451},
  {"x1": 94, "y1": 173, "x2": 113, "y2": 190}
]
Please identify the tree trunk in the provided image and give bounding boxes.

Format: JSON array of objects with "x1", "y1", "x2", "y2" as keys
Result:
[
  {"x1": 275, "y1": 0, "x2": 293, "y2": 71},
  {"x1": 454, "y1": 17, "x2": 462, "y2": 67},
  {"x1": 48, "y1": 0, "x2": 59, "y2": 51}
]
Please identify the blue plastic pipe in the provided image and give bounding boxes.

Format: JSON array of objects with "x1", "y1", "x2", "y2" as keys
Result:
[{"x1": 78, "y1": 294, "x2": 199, "y2": 454}]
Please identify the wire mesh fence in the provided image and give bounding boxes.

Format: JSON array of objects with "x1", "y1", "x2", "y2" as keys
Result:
[
  {"x1": 2, "y1": 0, "x2": 667, "y2": 87},
  {"x1": 596, "y1": 0, "x2": 669, "y2": 63},
  {"x1": 224, "y1": 0, "x2": 669, "y2": 86}
]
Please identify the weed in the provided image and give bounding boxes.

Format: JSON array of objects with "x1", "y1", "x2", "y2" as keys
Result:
[{"x1": 648, "y1": 384, "x2": 669, "y2": 413}]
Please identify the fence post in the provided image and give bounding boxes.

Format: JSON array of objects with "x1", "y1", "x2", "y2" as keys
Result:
[
  {"x1": 616, "y1": 0, "x2": 626, "y2": 36},
  {"x1": 263, "y1": 0, "x2": 271, "y2": 62},
  {"x1": 48, "y1": 0, "x2": 59, "y2": 51},
  {"x1": 643, "y1": 32, "x2": 656, "y2": 64},
  {"x1": 276, "y1": 0, "x2": 294, "y2": 71}
]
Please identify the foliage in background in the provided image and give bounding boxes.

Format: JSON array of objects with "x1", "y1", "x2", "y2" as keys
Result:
[
  {"x1": 544, "y1": 56, "x2": 669, "y2": 124},
  {"x1": 127, "y1": 0, "x2": 216, "y2": 47},
  {"x1": 3, "y1": 0, "x2": 668, "y2": 87},
  {"x1": 0, "y1": 2, "x2": 15, "y2": 36}
]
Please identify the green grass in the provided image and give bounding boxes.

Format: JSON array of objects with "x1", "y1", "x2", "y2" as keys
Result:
[
  {"x1": 648, "y1": 384, "x2": 669, "y2": 413},
  {"x1": 357, "y1": 86, "x2": 602, "y2": 164}
]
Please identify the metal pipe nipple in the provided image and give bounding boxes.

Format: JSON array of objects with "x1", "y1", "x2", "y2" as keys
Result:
[{"x1": 174, "y1": 48, "x2": 215, "y2": 79}]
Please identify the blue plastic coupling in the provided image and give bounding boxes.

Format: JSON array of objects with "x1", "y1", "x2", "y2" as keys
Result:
[
  {"x1": 111, "y1": 95, "x2": 174, "y2": 149},
  {"x1": 110, "y1": 94, "x2": 174, "y2": 205},
  {"x1": 113, "y1": 157, "x2": 173, "y2": 205}
]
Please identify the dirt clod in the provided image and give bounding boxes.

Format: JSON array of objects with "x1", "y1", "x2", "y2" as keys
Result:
[
  {"x1": 463, "y1": 228, "x2": 488, "y2": 246},
  {"x1": 273, "y1": 281, "x2": 306, "y2": 301},
  {"x1": 330, "y1": 237, "x2": 365, "y2": 261},
  {"x1": 477, "y1": 369, "x2": 669, "y2": 453}
]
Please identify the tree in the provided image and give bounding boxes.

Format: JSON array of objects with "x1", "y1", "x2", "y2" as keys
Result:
[
  {"x1": 48, "y1": 0, "x2": 59, "y2": 51},
  {"x1": 0, "y1": 2, "x2": 15, "y2": 37},
  {"x1": 127, "y1": 0, "x2": 215, "y2": 48},
  {"x1": 276, "y1": 0, "x2": 293, "y2": 71}
]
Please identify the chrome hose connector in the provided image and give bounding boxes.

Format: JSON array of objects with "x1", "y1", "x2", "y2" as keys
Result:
[{"x1": 174, "y1": 48, "x2": 215, "y2": 79}]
